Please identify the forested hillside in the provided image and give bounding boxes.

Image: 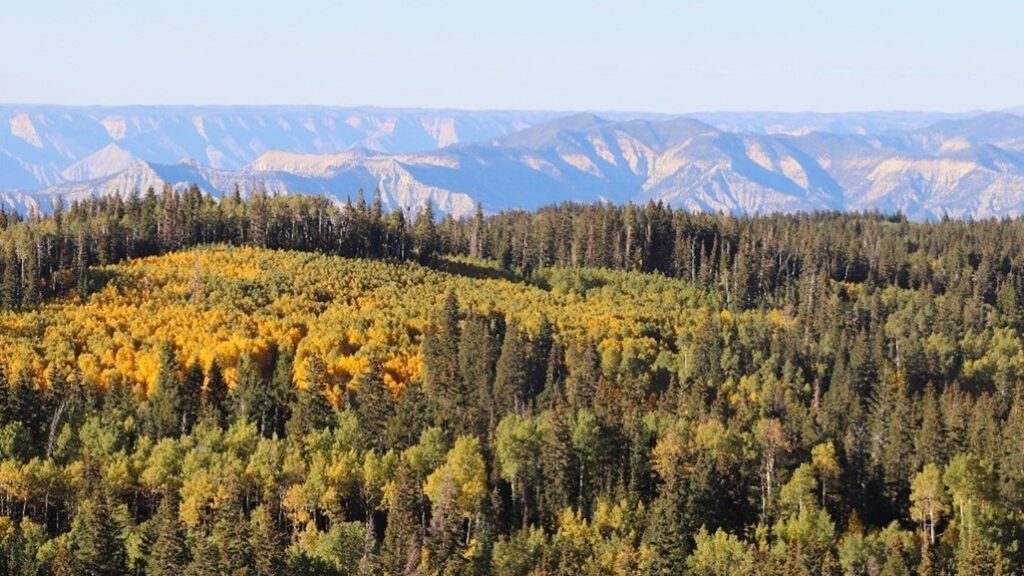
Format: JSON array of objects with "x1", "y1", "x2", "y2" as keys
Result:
[{"x1": 1, "y1": 189, "x2": 1024, "y2": 575}]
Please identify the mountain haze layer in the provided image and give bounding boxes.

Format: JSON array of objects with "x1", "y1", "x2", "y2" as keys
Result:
[{"x1": 3, "y1": 106, "x2": 1024, "y2": 219}]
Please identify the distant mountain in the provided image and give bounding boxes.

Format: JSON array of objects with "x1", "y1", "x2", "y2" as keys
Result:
[
  {"x1": 688, "y1": 110, "x2": 976, "y2": 136},
  {"x1": 0, "y1": 105, "x2": 566, "y2": 189},
  {"x1": 5, "y1": 107, "x2": 1024, "y2": 220}
]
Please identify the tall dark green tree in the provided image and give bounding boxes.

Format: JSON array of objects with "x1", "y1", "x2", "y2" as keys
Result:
[
  {"x1": 287, "y1": 356, "x2": 335, "y2": 438},
  {"x1": 201, "y1": 359, "x2": 229, "y2": 427},
  {"x1": 147, "y1": 494, "x2": 189, "y2": 576},
  {"x1": 423, "y1": 291, "x2": 463, "y2": 428},
  {"x1": 355, "y1": 359, "x2": 392, "y2": 451},
  {"x1": 147, "y1": 343, "x2": 184, "y2": 439},
  {"x1": 70, "y1": 496, "x2": 127, "y2": 576},
  {"x1": 181, "y1": 362, "x2": 203, "y2": 435},
  {"x1": 494, "y1": 323, "x2": 531, "y2": 417},
  {"x1": 412, "y1": 201, "x2": 439, "y2": 265},
  {"x1": 382, "y1": 461, "x2": 424, "y2": 576}
]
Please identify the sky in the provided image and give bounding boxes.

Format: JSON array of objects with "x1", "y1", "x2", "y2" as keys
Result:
[{"x1": 2, "y1": 0, "x2": 1022, "y2": 113}]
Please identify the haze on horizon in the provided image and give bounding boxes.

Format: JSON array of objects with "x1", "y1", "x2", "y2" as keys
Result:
[{"x1": 2, "y1": 0, "x2": 1023, "y2": 114}]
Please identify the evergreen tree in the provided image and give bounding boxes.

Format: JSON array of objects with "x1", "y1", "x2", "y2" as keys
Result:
[
  {"x1": 250, "y1": 505, "x2": 287, "y2": 576},
  {"x1": 423, "y1": 291, "x2": 463, "y2": 428},
  {"x1": 147, "y1": 343, "x2": 184, "y2": 439},
  {"x1": 147, "y1": 494, "x2": 189, "y2": 576},
  {"x1": 202, "y1": 359, "x2": 229, "y2": 427},
  {"x1": 1, "y1": 244, "x2": 18, "y2": 310},
  {"x1": 287, "y1": 356, "x2": 335, "y2": 438},
  {"x1": 236, "y1": 347, "x2": 294, "y2": 437},
  {"x1": 181, "y1": 362, "x2": 203, "y2": 435},
  {"x1": 459, "y1": 312, "x2": 500, "y2": 436},
  {"x1": 494, "y1": 323, "x2": 531, "y2": 416},
  {"x1": 643, "y1": 494, "x2": 688, "y2": 576},
  {"x1": 355, "y1": 359, "x2": 392, "y2": 451},
  {"x1": 412, "y1": 200, "x2": 439, "y2": 265},
  {"x1": 382, "y1": 461, "x2": 423, "y2": 576},
  {"x1": 71, "y1": 496, "x2": 127, "y2": 576}
]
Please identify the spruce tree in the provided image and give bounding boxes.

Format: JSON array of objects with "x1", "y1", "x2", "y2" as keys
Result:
[
  {"x1": 382, "y1": 461, "x2": 423, "y2": 576},
  {"x1": 287, "y1": 356, "x2": 335, "y2": 438},
  {"x1": 268, "y1": 347, "x2": 295, "y2": 437},
  {"x1": 1, "y1": 244, "x2": 18, "y2": 310},
  {"x1": 355, "y1": 359, "x2": 392, "y2": 451},
  {"x1": 147, "y1": 343, "x2": 183, "y2": 439},
  {"x1": 250, "y1": 505, "x2": 287, "y2": 576},
  {"x1": 494, "y1": 323, "x2": 530, "y2": 417},
  {"x1": 181, "y1": 362, "x2": 203, "y2": 435},
  {"x1": 231, "y1": 352, "x2": 262, "y2": 425},
  {"x1": 642, "y1": 494, "x2": 687, "y2": 576},
  {"x1": 202, "y1": 359, "x2": 229, "y2": 427},
  {"x1": 147, "y1": 494, "x2": 189, "y2": 576},
  {"x1": 412, "y1": 200, "x2": 438, "y2": 265},
  {"x1": 423, "y1": 291, "x2": 463, "y2": 427},
  {"x1": 72, "y1": 496, "x2": 127, "y2": 576},
  {"x1": 459, "y1": 312, "x2": 500, "y2": 436}
]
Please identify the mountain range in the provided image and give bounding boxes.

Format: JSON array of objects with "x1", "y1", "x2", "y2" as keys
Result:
[{"x1": 3, "y1": 105, "x2": 1024, "y2": 220}]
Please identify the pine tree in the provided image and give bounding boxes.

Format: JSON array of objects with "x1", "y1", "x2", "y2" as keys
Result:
[
  {"x1": 211, "y1": 506, "x2": 254, "y2": 576},
  {"x1": 234, "y1": 349, "x2": 281, "y2": 434},
  {"x1": 566, "y1": 340, "x2": 599, "y2": 411},
  {"x1": 50, "y1": 538, "x2": 78, "y2": 576},
  {"x1": 643, "y1": 494, "x2": 687, "y2": 576},
  {"x1": 539, "y1": 403, "x2": 573, "y2": 526},
  {"x1": 250, "y1": 505, "x2": 287, "y2": 576},
  {"x1": 147, "y1": 343, "x2": 183, "y2": 439},
  {"x1": 494, "y1": 323, "x2": 530, "y2": 416},
  {"x1": 185, "y1": 535, "x2": 222, "y2": 576},
  {"x1": 1, "y1": 244, "x2": 19, "y2": 310},
  {"x1": 424, "y1": 473, "x2": 466, "y2": 575},
  {"x1": 459, "y1": 312, "x2": 500, "y2": 436},
  {"x1": 181, "y1": 362, "x2": 203, "y2": 435},
  {"x1": 20, "y1": 236, "x2": 38, "y2": 309},
  {"x1": 287, "y1": 356, "x2": 335, "y2": 438},
  {"x1": 71, "y1": 496, "x2": 127, "y2": 576},
  {"x1": 355, "y1": 359, "x2": 392, "y2": 451},
  {"x1": 423, "y1": 291, "x2": 463, "y2": 428},
  {"x1": 148, "y1": 494, "x2": 189, "y2": 576},
  {"x1": 412, "y1": 200, "x2": 438, "y2": 265},
  {"x1": 202, "y1": 359, "x2": 229, "y2": 427},
  {"x1": 382, "y1": 461, "x2": 424, "y2": 576},
  {"x1": 469, "y1": 203, "x2": 486, "y2": 259},
  {"x1": 267, "y1": 347, "x2": 295, "y2": 437},
  {"x1": 528, "y1": 315, "x2": 554, "y2": 403}
]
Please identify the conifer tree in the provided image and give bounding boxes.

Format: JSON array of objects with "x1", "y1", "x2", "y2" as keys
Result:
[
  {"x1": 643, "y1": 494, "x2": 687, "y2": 576},
  {"x1": 382, "y1": 461, "x2": 423, "y2": 576},
  {"x1": 494, "y1": 323, "x2": 530, "y2": 416},
  {"x1": 249, "y1": 505, "x2": 287, "y2": 576},
  {"x1": 147, "y1": 494, "x2": 189, "y2": 576},
  {"x1": 181, "y1": 362, "x2": 203, "y2": 435},
  {"x1": 355, "y1": 359, "x2": 392, "y2": 451},
  {"x1": 71, "y1": 496, "x2": 127, "y2": 576},
  {"x1": 412, "y1": 200, "x2": 438, "y2": 265},
  {"x1": 147, "y1": 343, "x2": 184, "y2": 439},
  {"x1": 423, "y1": 291, "x2": 463, "y2": 427},
  {"x1": 202, "y1": 359, "x2": 229, "y2": 427},
  {"x1": 287, "y1": 356, "x2": 335, "y2": 438}
]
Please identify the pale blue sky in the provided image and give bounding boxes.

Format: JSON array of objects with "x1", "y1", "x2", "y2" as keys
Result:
[{"x1": 2, "y1": 0, "x2": 1022, "y2": 112}]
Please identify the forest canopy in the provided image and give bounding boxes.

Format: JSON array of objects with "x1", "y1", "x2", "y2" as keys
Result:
[{"x1": 1, "y1": 188, "x2": 1024, "y2": 575}]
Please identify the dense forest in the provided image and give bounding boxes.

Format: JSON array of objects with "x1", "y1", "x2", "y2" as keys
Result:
[{"x1": 1, "y1": 185, "x2": 1024, "y2": 575}]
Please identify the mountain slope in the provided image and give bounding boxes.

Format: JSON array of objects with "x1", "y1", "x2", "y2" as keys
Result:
[
  {"x1": 0, "y1": 105, "x2": 567, "y2": 190},
  {"x1": 8, "y1": 110, "x2": 1024, "y2": 220}
]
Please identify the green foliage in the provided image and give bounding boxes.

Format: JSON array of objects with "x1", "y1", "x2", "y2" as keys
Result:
[{"x1": 1, "y1": 199, "x2": 1024, "y2": 574}]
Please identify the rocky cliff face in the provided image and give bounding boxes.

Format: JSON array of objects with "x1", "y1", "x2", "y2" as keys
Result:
[{"x1": 4, "y1": 106, "x2": 1024, "y2": 220}]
